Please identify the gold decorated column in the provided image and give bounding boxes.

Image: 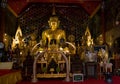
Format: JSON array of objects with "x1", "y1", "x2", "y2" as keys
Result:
[{"x1": 101, "y1": 0, "x2": 106, "y2": 44}]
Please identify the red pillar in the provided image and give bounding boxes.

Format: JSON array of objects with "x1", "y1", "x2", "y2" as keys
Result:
[{"x1": 0, "y1": 7, "x2": 5, "y2": 42}]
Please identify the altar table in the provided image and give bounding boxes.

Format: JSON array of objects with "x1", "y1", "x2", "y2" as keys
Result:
[{"x1": 0, "y1": 69, "x2": 22, "y2": 84}]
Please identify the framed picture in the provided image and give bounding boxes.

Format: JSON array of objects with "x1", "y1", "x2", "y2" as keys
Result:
[{"x1": 73, "y1": 73, "x2": 84, "y2": 82}]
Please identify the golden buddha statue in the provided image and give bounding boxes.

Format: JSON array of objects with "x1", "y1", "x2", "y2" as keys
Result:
[
  {"x1": 42, "y1": 15, "x2": 66, "y2": 50},
  {"x1": 81, "y1": 26, "x2": 93, "y2": 50},
  {"x1": 12, "y1": 25, "x2": 23, "y2": 50},
  {"x1": 85, "y1": 26, "x2": 93, "y2": 47},
  {"x1": 96, "y1": 34, "x2": 104, "y2": 45}
]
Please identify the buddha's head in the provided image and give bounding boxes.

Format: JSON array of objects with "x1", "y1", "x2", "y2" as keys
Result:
[{"x1": 48, "y1": 16, "x2": 60, "y2": 31}]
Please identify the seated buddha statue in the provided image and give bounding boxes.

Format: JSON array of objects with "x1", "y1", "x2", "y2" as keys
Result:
[{"x1": 41, "y1": 15, "x2": 66, "y2": 50}]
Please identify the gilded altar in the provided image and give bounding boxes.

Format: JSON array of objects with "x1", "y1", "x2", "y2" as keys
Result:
[{"x1": 36, "y1": 50, "x2": 71, "y2": 78}]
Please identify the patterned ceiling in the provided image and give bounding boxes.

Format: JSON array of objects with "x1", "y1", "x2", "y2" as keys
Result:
[{"x1": 7, "y1": 0, "x2": 101, "y2": 16}]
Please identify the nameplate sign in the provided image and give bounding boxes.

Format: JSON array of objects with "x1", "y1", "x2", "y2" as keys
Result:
[{"x1": 73, "y1": 73, "x2": 84, "y2": 82}]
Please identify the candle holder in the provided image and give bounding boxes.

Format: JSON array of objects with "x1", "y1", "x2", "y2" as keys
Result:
[{"x1": 104, "y1": 72, "x2": 113, "y2": 84}]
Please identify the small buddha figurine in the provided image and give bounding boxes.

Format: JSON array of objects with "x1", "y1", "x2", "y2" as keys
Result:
[
  {"x1": 42, "y1": 15, "x2": 66, "y2": 50},
  {"x1": 81, "y1": 26, "x2": 93, "y2": 47},
  {"x1": 85, "y1": 27, "x2": 93, "y2": 47}
]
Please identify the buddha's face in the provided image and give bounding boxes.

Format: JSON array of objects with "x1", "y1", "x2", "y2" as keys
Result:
[{"x1": 48, "y1": 16, "x2": 60, "y2": 31}]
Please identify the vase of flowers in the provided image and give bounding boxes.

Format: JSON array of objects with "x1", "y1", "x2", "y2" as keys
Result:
[
  {"x1": 56, "y1": 66, "x2": 60, "y2": 74},
  {"x1": 42, "y1": 67, "x2": 47, "y2": 74}
]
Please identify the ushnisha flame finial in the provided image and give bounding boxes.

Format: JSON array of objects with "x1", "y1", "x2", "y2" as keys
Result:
[{"x1": 52, "y1": 4, "x2": 56, "y2": 15}]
